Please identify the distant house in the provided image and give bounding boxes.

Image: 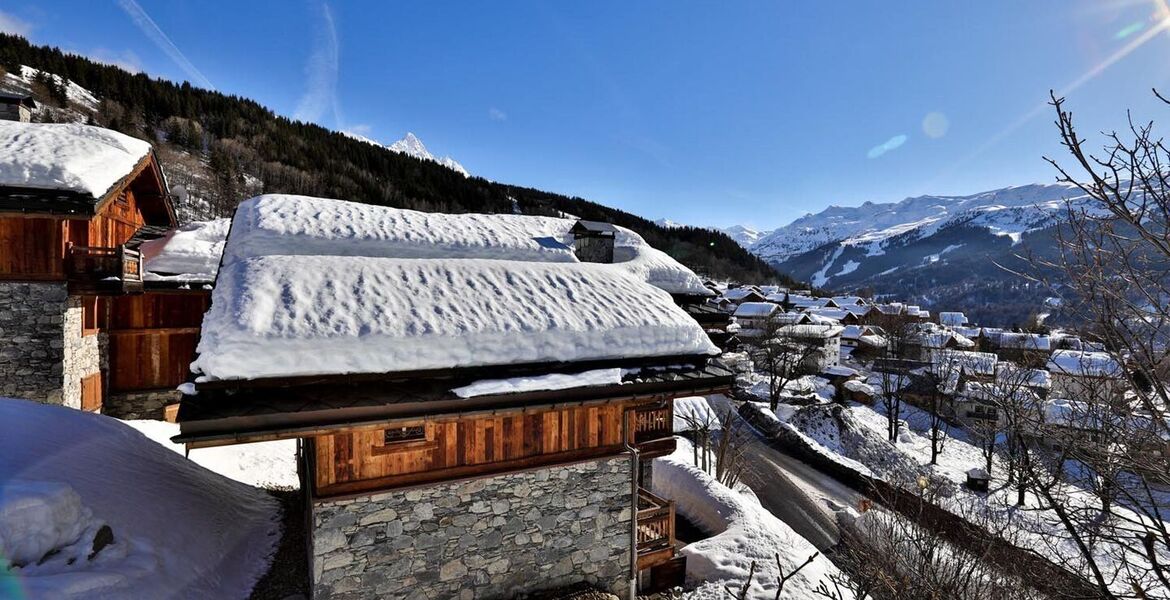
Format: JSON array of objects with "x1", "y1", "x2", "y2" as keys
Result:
[
  {"x1": 733, "y1": 301, "x2": 781, "y2": 337},
  {"x1": 174, "y1": 196, "x2": 731, "y2": 598},
  {"x1": 569, "y1": 219, "x2": 617, "y2": 263},
  {"x1": 0, "y1": 91, "x2": 35, "y2": 122},
  {"x1": 992, "y1": 332, "x2": 1052, "y2": 365},
  {"x1": 775, "y1": 324, "x2": 845, "y2": 371},
  {"x1": 903, "y1": 327, "x2": 976, "y2": 361},
  {"x1": 0, "y1": 121, "x2": 208, "y2": 416},
  {"x1": 841, "y1": 324, "x2": 887, "y2": 357},
  {"x1": 1047, "y1": 349, "x2": 1128, "y2": 407},
  {"x1": 722, "y1": 286, "x2": 767, "y2": 305},
  {"x1": 939, "y1": 311, "x2": 968, "y2": 327}
]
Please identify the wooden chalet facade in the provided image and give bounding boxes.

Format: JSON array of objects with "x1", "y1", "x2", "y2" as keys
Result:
[
  {"x1": 0, "y1": 122, "x2": 207, "y2": 417},
  {"x1": 177, "y1": 357, "x2": 735, "y2": 598}
]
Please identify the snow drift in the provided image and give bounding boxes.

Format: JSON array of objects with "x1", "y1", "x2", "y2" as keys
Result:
[
  {"x1": 653, "y1": 438, "x2": 850, "y2": 599},
  {"x1": 140, "y1": 219, "x2": 230, "y2": 283},
  {"x1": 0, "y1": 399, "x2": 280, "y2": 599}
]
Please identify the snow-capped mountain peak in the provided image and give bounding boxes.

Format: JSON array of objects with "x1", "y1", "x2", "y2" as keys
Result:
[
  {"x1": 345, "y1": 131, "x2": 470, "y2": 177},
  {"x1": 387, "y1": 132, "x2": 470, "y2": 177},
  {"x1": 719, "y1": 224, "x2": 771, "y2": 249}
]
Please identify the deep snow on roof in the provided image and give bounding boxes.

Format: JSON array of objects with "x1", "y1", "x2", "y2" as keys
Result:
[
  {"x1": 140, "y1": 218, "x2": 229, "y2": 283},
  {"x1": 733, "y1": 302, "x2": 779, "y2": 318},
  {"x1": 1048, "y1": 349, "x2": 1122, "y2": 378},
  {"x1": 0, "y1": 121, "x2": 151, "y2": 199},
  {"x1": 225, "y1": 195, "x2": 710, "y2": 295},
  {"x1": 193, "y1": 195, "x2": 718, "y2": 381}
]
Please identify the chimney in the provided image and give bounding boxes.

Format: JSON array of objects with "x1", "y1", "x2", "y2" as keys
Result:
[{"x1": 568, "y1": 220, "x2": 617, "y2": 263}]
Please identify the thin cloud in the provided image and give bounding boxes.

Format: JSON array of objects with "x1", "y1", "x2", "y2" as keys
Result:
[
  {"x1": 117, "y1": 0, "x2": 214, "y2": 90},
  {"x1": 294, "y1": 2, "x2": 342, "y2": 128},
  {"x1": 488, "y1": 107, "x2": 508, "y2": 121},
  {"x1": 0, "y1": 9, "x2": 32, "y2": 36}
]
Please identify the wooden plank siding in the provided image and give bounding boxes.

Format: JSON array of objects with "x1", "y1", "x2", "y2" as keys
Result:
[
  {"x1": 314, "y1": 403, "x2": 635, "y2": 497},
  {"x1": 107, "y1": 292, "x2": 210, "y2": 391}
]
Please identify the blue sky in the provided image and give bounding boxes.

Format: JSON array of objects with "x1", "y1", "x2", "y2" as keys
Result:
[{"x1": 4, "y1": 1, "x2": 1170, "y2": 229}]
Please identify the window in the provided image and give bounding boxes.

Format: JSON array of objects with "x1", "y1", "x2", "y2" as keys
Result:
[
  {"x1": 81, "y1": 297, "x2": 104, "y2": 336},
  {"x1": 384, "y1": 425, "x2": 426, "y2": 445}
]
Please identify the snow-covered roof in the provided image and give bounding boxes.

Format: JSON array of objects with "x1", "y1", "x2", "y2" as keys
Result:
[
  {"x1": 193, "y1": 195, "x2": 718, "y2": 381},
  {"x1": 0, "y1": 121, "x2": 151, "y2": 199},
  {"x1": 777, "y1": 324, "x2": 844, "y2": 339},
  {"x1": 831, "y1": 296, "x2": 867, "y2": 306},
  {"x1": 932, "y1": 349, "x2": 998, "y2": 376},
  {"x1": 722, "y1": 287, "x2": 763, "y2": 301},
  {"x1": 997, "y1": 332, "x2": 1051, "y2": 351},
  {"x1": 939, "y1": 311, "x2": 968, "y2": 327},
  {"x1": 223, "y1": 194, "x2": 710, "y2": 296},
  {"x1": 1048, "y1": 349, "x2": 1122, "y2": 378},
  {"x1": 733, "y1": 302, "x2": 780, "y2": 319},
  {"x1": 996, "y1": 363, "x2": 1051, "y2": 388},
  {"x1": 140, "y1": 219, "x2": 229, "y2": 284}
]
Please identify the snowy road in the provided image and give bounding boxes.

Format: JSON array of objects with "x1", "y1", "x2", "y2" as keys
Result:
[{"x1": 736, "y1": 414, "x2": 863, "y2": 551}]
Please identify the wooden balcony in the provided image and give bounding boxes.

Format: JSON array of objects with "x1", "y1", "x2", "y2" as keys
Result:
[
  {"x1": 636, "y1": 488, "x2": 676, "y2": 570},
  {"x1": 66, "y1": 244, "x2": 144, "y2": 295},
  {"x1": 632, "y1": 404, "x2": 676, "y2": 458}
]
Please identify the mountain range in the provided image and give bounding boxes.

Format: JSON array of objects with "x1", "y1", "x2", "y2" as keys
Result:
[{"x1": 719, "y1": 183, "x2": 1088, "y2": 326}]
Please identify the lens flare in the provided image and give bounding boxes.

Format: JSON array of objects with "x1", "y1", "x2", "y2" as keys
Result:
[
  {"x1": 1116, "y1": 20, "x2": 1146, "y2": 39},
  {"x1": 922, "y1": 112, "x2": 950, "y2": 139},
  {"x1": 867, "y1": 134, "x2": 908, "y2": 159}
]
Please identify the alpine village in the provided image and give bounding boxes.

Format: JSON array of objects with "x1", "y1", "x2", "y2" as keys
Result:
[{"x1": 1, "y1": 7, "x2": 1170, "y2": 600}]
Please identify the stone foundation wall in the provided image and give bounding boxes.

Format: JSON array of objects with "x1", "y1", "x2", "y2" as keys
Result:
[
  {"x1": 312, "y1": 455, "x2": 634, "y2": 600},
  {"x1": 103, "y1": 389, "x2": 181, "y2": 420},
  {"x1": 0, "y1": 282, "x2": 70, "y2": 405}
]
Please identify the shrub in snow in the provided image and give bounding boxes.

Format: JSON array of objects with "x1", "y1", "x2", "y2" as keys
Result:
[{"x1": 0, "y1": 481, "x2": 112, "y2": 569}]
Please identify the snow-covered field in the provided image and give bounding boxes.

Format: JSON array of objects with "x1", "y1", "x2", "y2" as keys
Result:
[
  {"x1": 0, "y1": 399, "x2": 281, "y2": 599},
  {"x1": 655, "y1": 398, "x2": 852, "y2": 599}
]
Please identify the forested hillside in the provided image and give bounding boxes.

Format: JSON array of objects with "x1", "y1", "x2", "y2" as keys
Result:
[{"x1": 0, "y1": 33, "x2": 785, "y2": 284}]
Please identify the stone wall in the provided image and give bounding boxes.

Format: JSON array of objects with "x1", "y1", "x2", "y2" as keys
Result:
[
  {"x1": 0, "y1": 283, "x2": 102, "y2": 409},
  {"x1": 62, "y1": 296, "x2": 102, "y2": 409},
  {"x1": 0, "y1": 282, "x2": 69, "y2": 405},
  {"x1": 103, "y1": 389, "x2": 181, "y2": 420},
  {"x1": 312, "y1": 455, "x2": 635, "y2": 600}
]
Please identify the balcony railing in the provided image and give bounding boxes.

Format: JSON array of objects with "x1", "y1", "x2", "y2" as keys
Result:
[
  {"x1": 634, "y1": 405, "x2": 671, "y2": 443},
  {"x1": 637, "y1": 488, "x2": 676, "y2": 570},
  {"x1": 65, "y1": 244, "x2": 144, "y2": 295}
]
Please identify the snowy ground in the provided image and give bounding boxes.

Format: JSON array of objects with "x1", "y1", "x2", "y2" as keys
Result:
[
  {"x1": 764, "y1": 384, "x2": 1170, "y2": 597},
  {"x1": 0, "y1": 399, "x2": 281, "y2": 599},
  {"x1": 655, "y1": 398, "x2": 853, "y2": 600},
  {"x1": 126, "y1": 420, "x2": 299, "y2": 489}
]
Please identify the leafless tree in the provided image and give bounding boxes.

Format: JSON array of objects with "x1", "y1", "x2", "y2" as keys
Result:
[
  {"x1": 923, "y1": 354, "x2": 962, "y2": 464},
  {"x1": 822, "y1": 481, "x2": 1046, "y2": 600},
  {"x1": 678, "y1": 406, "x2": 748, "y2": 489},
  {"x1": 998, "y1": 90, "x2": 1170, "y2": 599},
  {"x1": 748, "y1": 315, "x2": 824, "y2": 411}
]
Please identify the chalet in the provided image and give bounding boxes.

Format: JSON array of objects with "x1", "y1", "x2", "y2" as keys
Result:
[
  {"x1": 938, "y1": 311, "x2": 968, "y2": 328},
  {"x1": 733, "y1": 301, "x2": 781, "y2": 336},
  {"x1": 0, "y1": 91, "x2": 35, "y2": 122},
  {"x1": 775, "y1": 324, "x2": 844, "y2": 371},
  {"x1": 1047, "y1": 349, "x2": 1128, "y2": 407},
  {"x1": 721, "y1": 286, "x2": 767, "y2": 305},
  {"x1": 569, "y1": 220, "x2": 617, "y2": 263},
  {"x1": 0, "y1": 121, "x2": 208, "y2": 415},
  {"x1": 173, "y1": 195, "x2": 731, "y2": 598},
  {"x1": 903, "y1": 326, "x2": 976, "y2": 361},
  {"x1": 991, "y1": 332, "x2": 1051, "y2": 366},
  {"x1": 840, "y1": 324, "x2": 887, "y2": 357}
]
